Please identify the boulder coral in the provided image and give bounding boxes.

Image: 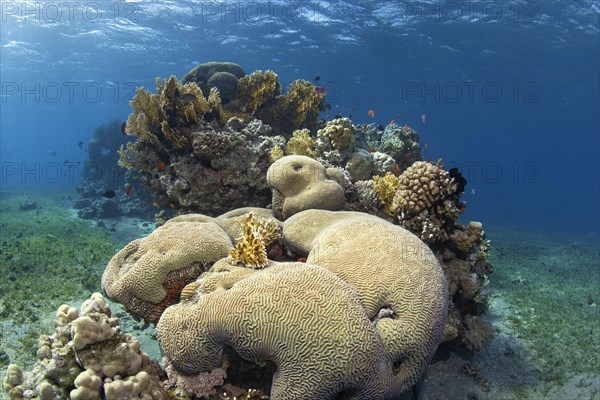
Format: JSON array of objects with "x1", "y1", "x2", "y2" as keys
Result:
[
  {"x1": 283, "y1": 210, "x2": 449, "y2": 394},
  {"x1": 101, "y1": 214, "x2": 233, "y2": 323},
  {"x1": 266, "y1": 155, "x2": 346, "y2": 219},
  {"x1": 157, "y1": 262, "x2": 397, "y2": 400},
  {"x1": 181, "y1": 61, "x2": 246, "y2": 103}
]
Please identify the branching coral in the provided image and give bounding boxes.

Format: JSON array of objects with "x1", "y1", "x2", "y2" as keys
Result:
[{"x1": 229, "y1": 212, "x2": 281, "y2": 269}]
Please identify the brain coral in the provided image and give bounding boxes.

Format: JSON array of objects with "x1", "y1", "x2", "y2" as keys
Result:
[
  {"x1": 283, "y1": 210, "x2": 449, "y2": 394},
  {"x1": 266, "y1": 155, "x2": 346, "y2": 219},
  {"x1": 157, "y1": 261, "x2": 396, "y2": 400},
  {"x1": 101, "y1": 214, "x2": 233, "y2": 323}
]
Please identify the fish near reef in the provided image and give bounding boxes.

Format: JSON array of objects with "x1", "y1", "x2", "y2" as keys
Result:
[{"x1": 102, "y1": 190, "x2": 117, "y2": 199}]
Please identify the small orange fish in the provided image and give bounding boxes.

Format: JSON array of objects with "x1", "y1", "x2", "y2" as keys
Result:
[
  {"x1": 124, "y1": 183, "x2": 134, "y2": 196},
  {"x1": 157, "y1": 161, "x2": 165, "y2": 171},
  {"x1": 368, "y1": 147, "x2": 378, "y2": 153},
  {"x1": 169, "y1": 202, "x2": 176, "y2": 209},
  {"x1": 367, "y1": 109, "x2": 375, "y2": 117},
  {"x1": 394, "y1": 163, "x2": 400, "y2": 176}
]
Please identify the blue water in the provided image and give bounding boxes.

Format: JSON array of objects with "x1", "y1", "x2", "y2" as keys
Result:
[{"x1": 1, "y1": 0, "x2": 598, "y2": 237}]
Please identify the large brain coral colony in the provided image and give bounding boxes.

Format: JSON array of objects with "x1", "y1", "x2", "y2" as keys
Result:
[{"x1": 4, "y1": 62, "x2": 495, "y2": 399}]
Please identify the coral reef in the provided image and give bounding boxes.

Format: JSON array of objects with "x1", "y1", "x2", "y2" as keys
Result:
[
  {"x1": 181, "y1": 61, "x2": 246, "y2": 104},
  {"x1": 75, "y1": 120, "x2": 152, "y2": 220},
  {"x1": 355, "y1": 160, "x2": 494, "y2": 350},
  {"x1": 266, "y1": 155, "x2": 346, "y2": 219},
  {"x1": 283, "y1": 210, "x2": 448, "y2": 394},
  {"x1": 101, "y1": 214, "x2": 233, "y2": 323},
  {"x1": 2, "y1": 293, "x2": 165, "y2": 400},
  {"x1": 379, "y1": 123, "x2": 422, "y2": 171},
  {"x1": 157, "y1": 262, "x2": 396, "y2": 399},
  {"x1": 229, "y1": 212, "x2": 281, "y2": 269},
  {"x1": 284, "y1": 128, "x2": 315, "y2": 157},
  {"x1": 315, "y1": 117, "x2": 356, "y2": 164},
  {"x1": 121, "y1": 109, "x2": 285, "y2": 215},
  {"x1": 236, "y1": 70, "x2": 281, "y2": 114}
]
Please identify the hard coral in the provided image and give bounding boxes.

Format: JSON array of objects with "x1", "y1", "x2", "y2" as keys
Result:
[
  {"x1": 393, "y1": 161, "x2": 463, "y2": 244},
  {"x1": 237, "y1": 70, "x2": 281, "y2": 114},
  {"x1": 181, "y1": 61, "x2": 246, "y2": 104},
  {"x1": 284, "y1": 128, "x2": 316, "y2": 157},
  {"x1": 283, "y1": 210, "x2": 449, "y2": 395},
  {"x1": 102, "y1": 214, "x2": 233, "y2": 323},
  {"x1": 372, "y1": 172, "x2": 401, "y2": 216},
  {"x1": 157, "y1": 262, "x2": 395, "y2": 400},
  {"x1": 2, "y1": 293, "x2": 166, "y2": 400},
  {"x1": 315, "y1": 117, "x2": 356, "y2": 163},
  {"x1": 267, "y1": 155, "x2": 346, "y2": 220},
  {"x1": 229, "y1": 212, "x2": 281, "y2": 269}
]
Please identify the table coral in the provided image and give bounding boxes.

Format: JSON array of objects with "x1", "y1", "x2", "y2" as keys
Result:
[
  {"x1": 283, "y1": 210, "x2": 449, "y2": 394},
  {"x1": 2, "y1": 293, "x2": 165, "y2": 400},
  {"x1": 157, "y1": 261, "x2": 396, "y2": 400},
  {"x1": 266, "y1": 155, "x2": 346, "y2": 219},
  {"x1": 101, "y1": 214, "x2": 233, "y2": 323}
]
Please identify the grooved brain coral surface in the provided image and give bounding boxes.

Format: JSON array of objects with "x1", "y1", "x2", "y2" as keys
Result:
[
  {"x1": 283, "y1": 210, "x2": 449, "y2": 394},
  {"x1": 156, "y1": 262, "x2": 394, "y2": 400},
  {"x1": 102, "y1": 214, "x2": 233, "y2": 305}
]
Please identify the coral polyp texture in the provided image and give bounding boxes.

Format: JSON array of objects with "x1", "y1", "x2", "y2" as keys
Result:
[
  {"x1": 266, "y1": 155, "x2": 346, "y2": 219},
  {"x1": 2, "y1": 293, "x2": 166, "y2": 400},
  {"x1": 101, "y1": 214, "x2": 233, "y2": 323},
  {"x1": 157, "y1": 262, "x2": 397, "y2": 400},
  {"x1": 282, "y1": 210, "x2": 449, "y2": 394}
]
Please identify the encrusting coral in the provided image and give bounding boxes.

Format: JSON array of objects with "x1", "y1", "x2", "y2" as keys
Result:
[{"x1": 2, "y1": 293, "x2": 166, "y2": 400}]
